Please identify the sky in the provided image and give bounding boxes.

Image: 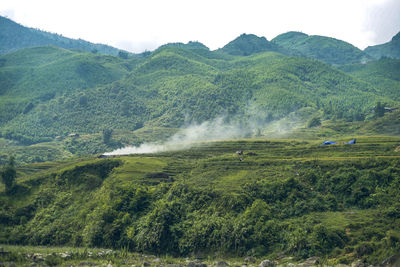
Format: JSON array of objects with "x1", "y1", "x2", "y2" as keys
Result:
[{"x1": 1, "y1": 0, "x2": 400, "y2": 53}]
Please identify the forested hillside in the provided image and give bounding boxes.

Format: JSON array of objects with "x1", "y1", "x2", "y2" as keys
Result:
[
  {"x1": 0, "y1": 16, "x2": 127, "y2": 56},
  {"x1": 364, "y1": 32, "x2": 400, "y2": 59},
  {"x1": 272, "y1": 31, "x2": 370, "y2": 65},
  {"x1": 0, "y1": 44, "x2": 397, "y2": 149},
  {"x1": 0, "y1": 14, "x2": 400, "y2": 267},
  {"x1": 1, "y1": 137, "x2": 400, "y2": 266},
  {"x1": 0, "y1": 17, "x2": 399, "y2": 164}
]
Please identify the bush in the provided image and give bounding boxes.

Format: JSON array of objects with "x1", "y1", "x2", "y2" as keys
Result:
[
  {"x1": 1, "y1": 156, "x2": 16, "y2": 193},
  {"x1": 306, "y1": 116, "x2": 321, "y2": 128}
]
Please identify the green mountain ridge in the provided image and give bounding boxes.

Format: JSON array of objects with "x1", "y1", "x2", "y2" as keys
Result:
[
  {"x1": 0, "y1": 16, "x2": 128, "y2": 56},
  {"x1": 0, "y1": 17, "x2": 399, "y2": 159},
  {"x1": 272, "y1": 31, "x2": 370, "y2": 65},
  {"x1": 1, "y1": 17, "x2": 400, "y2": 265},
  {"x1": 1, "y1": 45, "x2": 397, "y2": 148},
  {"x1": 364, "y1": 31, "x2": 400, "y2": 59}
]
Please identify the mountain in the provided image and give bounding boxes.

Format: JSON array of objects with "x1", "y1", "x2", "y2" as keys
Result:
[
  {"x1": 0, "y1": 45, "x2": 138, "y2": 139},
  {"x1": 0, "y1": 16, "x2": 127, "y2": 56},
  {"x1": 218, "y1": 33, "x2": 286, "y2": 56},
  {"x1": 0, "y1": 44, "x2": 397, "y2": 147},
  {"x1": 364, "y1": 31, "x2": 400, "y2": 59},
  {"x1": 339, "y1": 57, "x2": 400, "y2": 101},
  {"x1": 272, "y1": 31, "x2": 370, "y2": 65},
  {"x1": 159, "y1": 41, "x2": 210, "y2": 50}
]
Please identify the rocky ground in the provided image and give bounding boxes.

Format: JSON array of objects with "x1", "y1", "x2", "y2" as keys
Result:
[{"x1": 0, "y1": 247, "x2": 399, "y2": 267}]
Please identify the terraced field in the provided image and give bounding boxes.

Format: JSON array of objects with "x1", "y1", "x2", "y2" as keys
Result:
[{"x1": 1, "y1": 136, "x2": 400, "y2": 266}]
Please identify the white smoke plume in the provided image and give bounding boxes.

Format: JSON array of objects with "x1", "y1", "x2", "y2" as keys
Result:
[
  {"x1": 103, "y1": 107, "x2": 312, "y2": 156},
  {"x1": 104, "y1": 116, "x2": 257, "y2": 155}
]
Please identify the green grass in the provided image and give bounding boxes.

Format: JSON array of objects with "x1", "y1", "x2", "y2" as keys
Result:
[
  {"x1": 1, "y1": 42, "x2": 399, "y2": 149},
  {"x1": 1, "y1": 136, "x2": 400, "y2": 265}
]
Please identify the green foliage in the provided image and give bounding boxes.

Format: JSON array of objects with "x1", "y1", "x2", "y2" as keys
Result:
[
  {"x1": 219, "y1": 33, "x2": 281, "y2": 56},
  {"x1": 306, "y1": 116, "x2": 321, "y2": 128},
  {"x1": 272, "y1": 31, "x2": 370, "y2": 65},
  {"x1": 118, "y1": 51, "x2": 129, "y2": 59},
  {"x1": 102, "y1": 129, "x2": 113, "y2": 144},
  {"x1": 364, "y1": 31, "x2": 400, "y2": 59},
  {"x1": 0, "y1": 36, "x2": 398, "y2": 151},
  {"x1": 1, "y1": 155, "x2": 16, "y2": 193},
  {"x1": 1, "y1": 137, "x2": 400, "y2": 265},
  {"x1": 0, "y1": 15, "x2": 128, "y2": 56},
  {"x1": 374, "y1": 101, "x2": 385, "y2": 118}
]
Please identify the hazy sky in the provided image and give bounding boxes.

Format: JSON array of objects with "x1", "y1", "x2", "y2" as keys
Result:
[{"x1": 1, "y1": 0, "x2": 400, "y2": 53}]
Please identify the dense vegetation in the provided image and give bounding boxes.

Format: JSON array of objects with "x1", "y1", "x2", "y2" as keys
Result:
[
  {"x1": 1, "y1": 17, "x2": 399, "y2": 160},
  {"x1": 271, "y1": 31, "x2": 370, "y2": 65},
  {"x1": 0, "y1": 16, "x2": 130, "y2": 56},
  {"x1": 0, "y1": 43, "x2": 398, "y2": 151},
  {"x1": 1, "y1": 137, "x2": 400, "y2": 266},
  {"x1": 218, "y1": 33, "x2": 293, "y2": 56},
  {"x1": 364, "y1": 32, "x2": 400, "y2": 60},
  {"x1": 0, "y1": 15, "x2": 400, "y2": 267}
]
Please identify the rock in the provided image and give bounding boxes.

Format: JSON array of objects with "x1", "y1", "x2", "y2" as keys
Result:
[
  {"x1": 298, "y1": 257, "x2": 319, "y2": 266},
  {"x1": 351, "y1": 260, "x2": 365, "y2": 267},
  {"x1": 78, "y1": 262, "x2": 97, "y2": 266},
  {"x1": 32, "y1": 253, "x2": 44, "y2": 261},
  {"x1": 381, "y1": 254, "x2": 400, "y2": 266},
  {"x1": 107, "y1": 264, "x2": 113, "y2": 267},
  {"x1": 259, "y1": 260, "x2": 275, "y2": 267},
  {"x1": 215, "y1": 261, "x2": 229, "y2": 267},
  {"x1": 153, "y1": 258, "x2": 162, "y2": 263},
  {"x1": 244, "y1": 257, "x2": 256, "y2": 264},
  {"x1": 58, "y1": 252, "x2": 72, "y2": 259},
  {"x1": 187, "y1": 261, "x2": 207, "y2": 267}
]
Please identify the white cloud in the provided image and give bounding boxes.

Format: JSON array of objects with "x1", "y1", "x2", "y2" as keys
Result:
[{"x1": 1, "y1": 0, "x2": 399, "y2": 52}]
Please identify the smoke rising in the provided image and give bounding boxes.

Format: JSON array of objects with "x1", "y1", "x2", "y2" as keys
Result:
[
  {"x1": 104, "y1": 116, "x2": 265, "y2": 155},
  {"x1": 103, "y1": 105, "x2": 313, "y2": 156}
]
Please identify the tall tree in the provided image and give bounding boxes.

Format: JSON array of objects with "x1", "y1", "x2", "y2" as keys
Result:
[
  {"x1": 102, "y1": 129, "x2": 113, "y2": 145},
  {"x1": 1, "y1": 156, "x2": 16, "y2": 194},
  {"x1": 374, "y1": 101, "x2": 385, "y2": 118}
]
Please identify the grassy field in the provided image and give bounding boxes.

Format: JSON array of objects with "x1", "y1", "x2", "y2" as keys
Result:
[{"x1": 1, "y1": 136, "x2": 400, "y2": 266}]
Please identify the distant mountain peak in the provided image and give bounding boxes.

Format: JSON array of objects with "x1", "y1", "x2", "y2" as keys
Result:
[
  {"x1": 272, "y1": 31, "x2": 369, "y2": 65},
  {"x1": 159, "y1": 41, "x2": 209, "y2": 50},
  {"x1": 0, "y1": 15, "x2": 127, "y2": 56},
  {"x1": 220, "y1": 33, "x2": 277, "y2": 56},
  {"x1": 365, "y1": 31, "x2": 400, "y2": 59},
  {"x1": 274, "y1": 31, "x2": 308, "y2": 40}
]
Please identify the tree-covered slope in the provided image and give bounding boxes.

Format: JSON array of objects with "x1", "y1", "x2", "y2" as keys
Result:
[
  {"x1": 364, "y1": 32, "x2": 400, "y2": 59},
  {"x1": 339, "y1": 58, "x2": 400, "y2": 101},
  {"x1": 0, "y1": 45, "x2": 398, "y2": 146},
  {"x1": 0, "y1": 46, "x2": 137, "y2": 134},
  {"x1": 272, "y1": 31, "x2": 370, "y2": 65},
  {"x1": 218, "y1": 33, "x2": 290, "y2": 56},
  {"x1": 0, "y1": 16, "x2": 126, "y2": 56},
  {"x1": 1, "y1": 137, "x2": 400, "y2": 265}
]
